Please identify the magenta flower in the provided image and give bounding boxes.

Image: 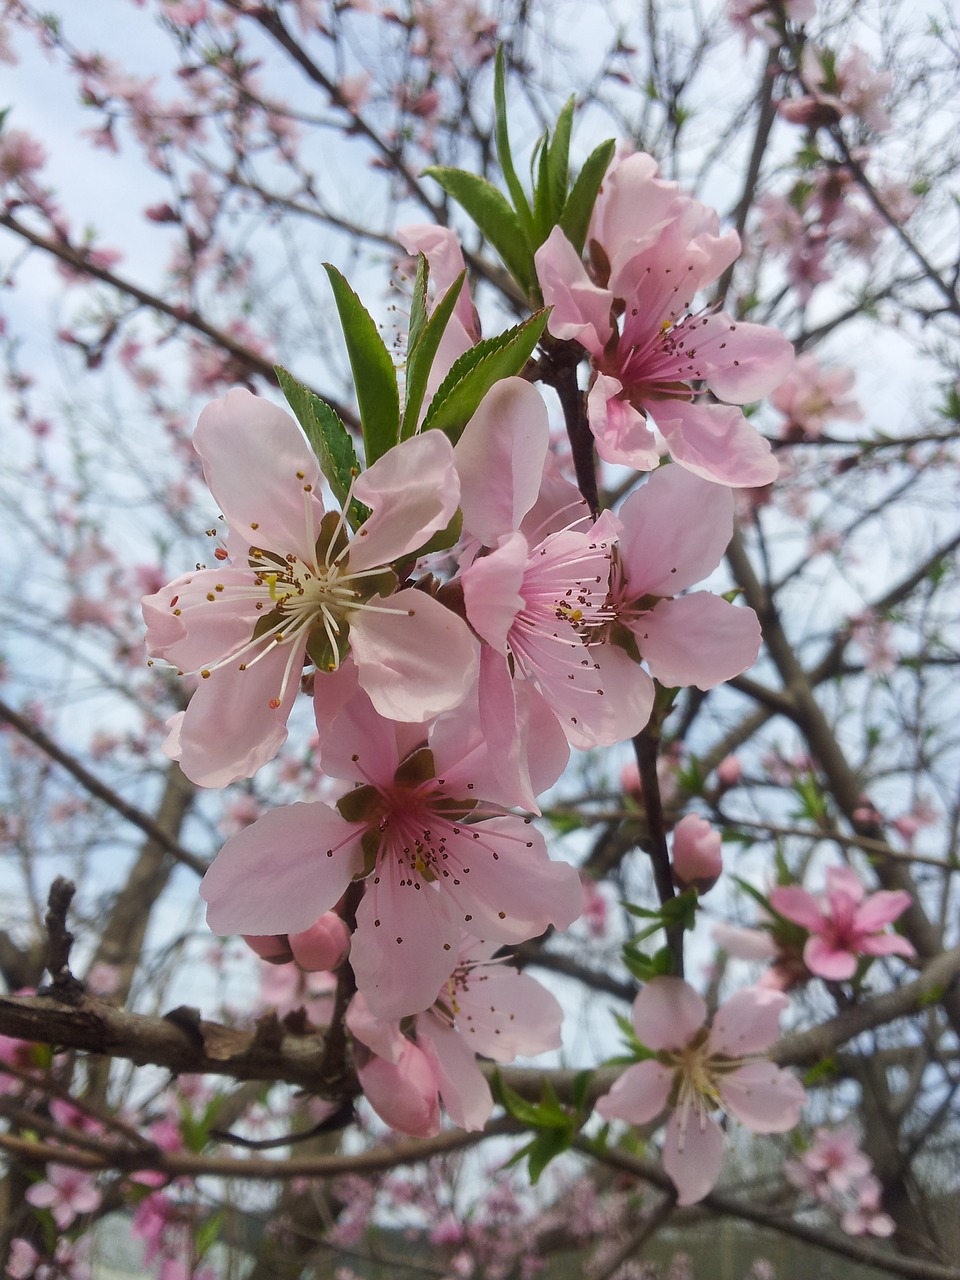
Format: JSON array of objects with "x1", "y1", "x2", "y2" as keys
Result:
[
  {"x1": 769, "y1": 866, "x2": 915, "y2": 981},
  {"x1": 201, "y1": 677, "x2": 581, "y2": 1019},
  {"x1": 535, "y1": 176, "x2": 793, "y2": 486},
  {"x1": 143, "y1": 389, "x2": 477, "y2": 786},
  {"x1": 596, "y1": 977, "x2": 805, "y2": 1205}
]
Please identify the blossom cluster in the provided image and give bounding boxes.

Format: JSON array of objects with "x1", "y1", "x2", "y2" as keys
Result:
[{"x1": 142, "y1": 145, "x2": 799, "y2": 1179}]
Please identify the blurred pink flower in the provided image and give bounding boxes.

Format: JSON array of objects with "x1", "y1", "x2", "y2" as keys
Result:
[
  {"x1": 671, "y1": 814, "x2": 722, "y2": 893},
  {"x1": 770, "y1": 866, "x2": 915, "y2": 980}
]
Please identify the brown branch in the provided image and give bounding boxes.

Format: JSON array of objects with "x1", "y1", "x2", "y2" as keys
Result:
[{"x1": 0, "y1": 698, "x2": 206, "y2": 878}]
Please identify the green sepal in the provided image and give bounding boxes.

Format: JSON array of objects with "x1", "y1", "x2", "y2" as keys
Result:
[
  {"x1": 401, "y1": 268, "x2": 467, "y2": 440},
  {"x1": 494, "y1": 46, "x2": 535, "y2": 243},
  {"x1": 323, "y1": 264, "x2": 401, "y2": 466},
  {"x1": 422, "y1": 165, "x2": 536, "y2": 296},
  {"x1": 560, "y1": 137, "x2": 616, "y2": 255},
  {"x1": 393, "y1": 747, "x2": 436, "y2": 789},
  {"x1": 336, "y1": 783, "x2": 380, "y2": 824},
  {"x1": 421, "y1": 309, "x2": 550, "y2": 442},
  {"x1": 275, "y1": 366, "x2": 368, "y2": 528}
]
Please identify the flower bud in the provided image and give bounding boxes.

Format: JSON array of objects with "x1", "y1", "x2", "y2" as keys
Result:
[
  {"x1": 288, "y1": 912, "x2": 351, "y2": 972},
  {"x1": 671, "y1": 814, "x2": 722, "y2": 893},
  {"x1": 242, "y1": 934, "x2": 294, "y2": 965},
  {"x1": 356, "y1": 1041, "x2": 441, "y2": 1137},
  {"x1": 716, "y1": 754, "x2": 742, "y2": 788}
]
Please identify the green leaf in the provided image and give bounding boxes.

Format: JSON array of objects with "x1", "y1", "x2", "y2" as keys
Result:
[
  {"x1": 275, "y1": 367, "x2": 366, "y2": 527},
  {"x1": 323, "y1": 264, "x2": 401, "y2": 466},
  {"x1": 196, "y1": 1212, "x2": 225, "y2": 1260},
  {"x1": 422, "y1": 165, "x2": 535, "y2": 295},
  {"x1": 560, "y1": 138, "x2": 616, "y2": 254},
  {"x1": 494, "y1": 47, "x2": 535, "y2": 243},
  {"x1": 491, "y1": 1071, "x2": 548, "y2": 1127},
  {"x1": 407, "y1": 252, "x2": 430, "y2": 360},
  {"x1": 421, "y1": 309, "x2": 549, "y2": 442},
  {"x1": 401, "y1": 269, "x2": 466, "y2": 440},
  {"x1": 538, "y1": 96, "x2": 575, "y2": 243},
  {"x1": 526, "y1": 1127, "x2": 571, "y2": 1183}
]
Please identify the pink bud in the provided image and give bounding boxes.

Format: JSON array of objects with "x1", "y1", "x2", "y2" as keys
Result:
[
  {"x1": 357, "y1": 1041, "x2": 441, "y2": 1137},
  {"x1": 288, "y1": 913, "x2": 351, "y2": 972},
  {"x1": 620, "y1": 761, "x2": 642, "y2": 799},
  {"x1": 671, "y1": 814, "x2": 722, "y2": 893},
  {"x1": 242, "y1": 934, "x2": 294, "y2": 965},
  {"x1": 716, "y1": 755, "x2": 742, "y2": 788}
]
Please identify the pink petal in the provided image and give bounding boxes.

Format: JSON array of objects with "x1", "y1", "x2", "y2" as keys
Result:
[
  {"x1": 824, "y1": 865, "x2": 866, "y2": 907},
  {"x1": 200, "y1": 802, "x2": 364, "y2": 936},
  {"x1": 709, "y1": 986, "x2": 788, "y2": 1056},
  {"x1": 346, "y1": 992, "x2": 407, "y2": 1062},
  {"x1": 349, "y1": 431, "x2": 460, "y2": 572},
  {"x1": 712, "y1": 922, "x2": 779, "y2": 962},
  {"x1": 418, "y1": 1016, "x2": 493, "y2": 1131},
  {"x1": 718, "y1": 1061, "x2": 806, "y2": 1133},
  {"x1": 633, "y1": 594, "x2": 761, "y2": 690},
  {"x1": 461, "y1": 533, "x2": 528, "y2": 651},
  {"x1": 535, "y1": 226, "x2": 613, "y2": 354},
  {"x1": 853, "y1": 889, "x2": 913, "y2": 932},
  {"x1": 397, "y1": 223, "x2": 476, "y2": 337},
  {"x1": 595, "y1": 1059, "x2": 674, "y2": 1125},
  {"x1": 194, "y1": 389, "x2": 323, "y2": 559},
  {"x1": 352, "y1": 867, "x2": 462, "y2": 1019},
  {"x1": 657, "y1": 401, "x2": 779, "y2": 488},
  {"x1": 616, "y1": 465, "x2": 734, "y2": 596},
  {"x1": 587, "y1": 375, "x2": 660, "y2": 471},
  {"x1": 453, "y1": 964, "x2": 563, "y2": 1061},
  {"x1": 857, "y1": 933, "x2": 916, "y2": 961},
  {"x1": 662, "y1": 1108, "x2": 725, "y2": 1205},
  {"x1": 547, "y1": 641, "x2": 655, "y2": 751},
  {"x1": 350, "y1": 589, "x2": 479, "y2": 722},
  {"x1": 170, "y1": 642, "x2": 302, "y2": 787},
  {"x1": 630, "y1": 976, "x2": 706, "y2": 1051},
  {"x1": 803, "y1": 935, "x2": 858, "y2": 981},
  {"x1": 693, "y1": 314, "x2": 795, "y2": 404},
  {"x1": 454, "y1": 377, "x2": 549, "y2": 545},
  {"x1": 769, "y1": 885, "x2": 825, "y2": 932}
]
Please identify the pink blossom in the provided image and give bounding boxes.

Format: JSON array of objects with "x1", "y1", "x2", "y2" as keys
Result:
[
  {"x1": 771, "y1": 353, "x2": 862, "y2": 439},
  {"x1": 597, "y1": 978, "x2": 805, "y2": 1204},
  {"x1": 348, "y1": 939, "x2": 563, "y2": 1133},
  {"x1": 25, "y1": 1163, "x2": 102, "y2": 1228},
  {"x1": 770, "y1": 866, "x2": 915, "y2": 980},
  {"x1": 716, "y1": 755, "x2": 742, "y2": 788},
  {"x1": 0, "y1": 128, "x2": 46, "y2": 183},
  {"x1": 535, "y1": 175, "x2": 792, "y2": 486},
  {"x1": 202, "y1": 679, "x2": 581, "y2": 1019},
  {"x1": 608, "y1": 465, "x2": 762, "y2": 691},
  {"x1": 456, "y1": 379, "x2": 655, "y2": 754},
  {"x1": 671, "y1": 814, "x2": 722, "y2": 893},
  {"x1": 288, "y1": 912, "x2": 351, "y2": 971},
  {"x1": 842, "y1": 1173, "x2": 896, "y2": 1237},
  {"x1": 143, "y1": 389, "x2": 478, "y2": 786}
]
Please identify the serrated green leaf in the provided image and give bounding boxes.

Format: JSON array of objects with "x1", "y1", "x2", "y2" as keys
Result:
[
  {"x1": 407, "y1": 252, "x2": 430, "y2": 360},
  {"x1": 423, "y1": 165, "x2": 535, "y2": 295},
  {"x1": 526, "y1": 1127, "x2": 571, "y2": 1183},
  {"x1": 401, "y1": 269, "x2": 466, "y2": 440},
  {"x1": 533, "y1": 127, "x2": 551, "y2": 242},
  {"x1": 275, "y1": 367, "x2": 366, "y2": 528},
  {"x1": 494, "y1": 47, "x2": 534, "y2": 243},
  {"x1": 421, "y1": 310, "x2": 549, "y2": 442},
  {"x1": 323, "y1": 264, "x2": 400, "y2": 466},
  {"x1": 560, "y1": 138, "x2": 616, "y2": 255}
]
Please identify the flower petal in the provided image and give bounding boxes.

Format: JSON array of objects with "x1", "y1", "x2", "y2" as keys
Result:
[
  {"x1": 630, "y1": 976, "x2": 706, "y2": 1051},
  {"x1": 718, "y1": 1061, "x2": 806, "y2": 1133},
  {"x1": 201, "y1": 802, "x2": 363, "y2": 936},
  {"x1": 595, "y1": 1060, "x2": 674, "y2": 1125},
  {"x1": 709, "y1": 987, "x2": 788, "y2": 1056},
  {"x1": 662, "y1": 1109, "x2": 725, "y2": 1205},
  {"x1": 657, "y1": 401, "x2": 779, "y2": 488},
  {"x1": 418, "y1": 1015, "x2": 493, "y2": 1132},
  {"x1": 633, "y1": 594, "x2": 761, "y2": 690},
  {"x1": 349, "y1": 431, "x2": 460, "y2": 572},
  {"x1": 350, "y1": 589, "x2": 478, "y2": 722}
]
